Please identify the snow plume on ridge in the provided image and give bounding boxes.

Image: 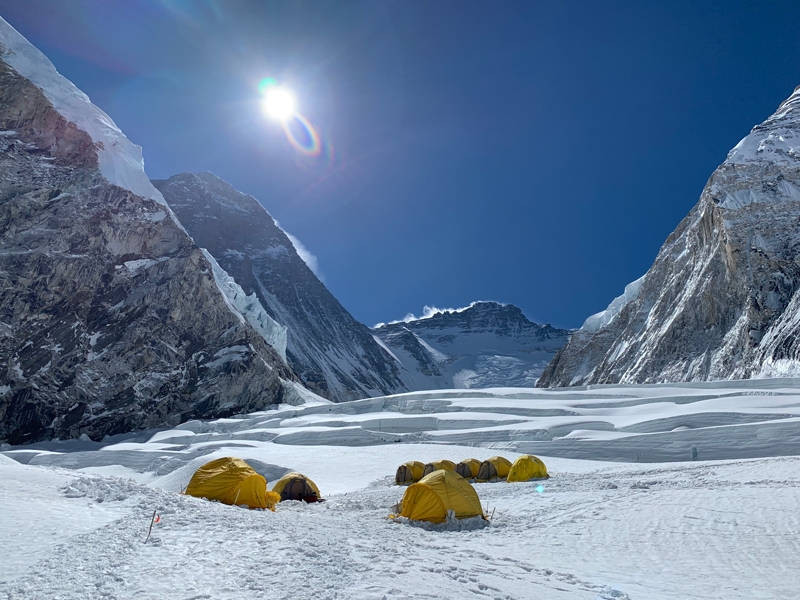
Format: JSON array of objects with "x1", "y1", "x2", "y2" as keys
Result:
[
  {"x1": 0, "y1": 18, "x2": 166, "y2": 206},
  {"x1": 375, "y1": 301, "x2": 506, "y2": 328},
  {"x1": 272, "y1": 218, "x2": 325, "y2": 282}
]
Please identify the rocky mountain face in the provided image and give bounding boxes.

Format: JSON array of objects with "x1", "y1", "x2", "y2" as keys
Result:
[
  {"x1": 154, "y1": 172, "x2": 409, "y2": 401},
  {"x1": 538, "y1": 84, "x2": 800, "y2": 387},
  {"x1": 0, "y1": 19, "x2": 300, "y2": 444},
  {"x1": 373, "y1": 302, "x2": 570, "y2": 389}
]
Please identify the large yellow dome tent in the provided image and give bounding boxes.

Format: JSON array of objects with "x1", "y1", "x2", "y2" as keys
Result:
[
  {"x1": 476, "y1": 456, "x2": 512, "y2": 482},
  {"x1": 184, "y1": 457, "x2": 280, "y2": 510},
  {"x1": 395, "y1": 460, "x2": 425, "y2": 485},
  {"x1": 272, "y1": 472, "x2": 323, "y2": 502},
  {"x1": 422, "y1": 459, "x2": 456, "y2": 477},
  {"x1": 395, "y1": 470, "x2": 485, "y2": 524},
  {"x1": 455, "y1": 458, "x2": 481, "y2": 479},
  {"x1": 507, "y1": 455, "x2": 549, "y2": 482}
]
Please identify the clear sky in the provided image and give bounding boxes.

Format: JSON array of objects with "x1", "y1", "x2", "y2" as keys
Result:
[{"x1": 3, "y1": 1, "x2": 800, "y2": 329}]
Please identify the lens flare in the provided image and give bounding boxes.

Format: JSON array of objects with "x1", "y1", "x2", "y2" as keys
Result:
[
  {"x1": 281, "y1": 113, "x2": 322, "y2": 156},
  {"x1": 258, "y1": 77, "x2": 278, "y2": 95},
  {"x1": 264, "y1": 89, "x2": 294, "y2": 120},
  {"x1": 536, "y1": 485, "x2": 545, "y2": 494},
  {"x1": 258, "y1": 78, "x2": 333, "y2": 166}
]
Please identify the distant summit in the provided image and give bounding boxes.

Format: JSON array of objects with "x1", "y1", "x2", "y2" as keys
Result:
[
  {"x1": 538, "y1": 84, "x2": 800, "y2": 386},
  {"x1": 373, "y1": 302, "x2": 570, "y2": 389},
  {"x1": 154, "y1": 172, "x2": 409, "y2": 401}
]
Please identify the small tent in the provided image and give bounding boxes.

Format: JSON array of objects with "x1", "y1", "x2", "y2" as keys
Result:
[
  {"x1": 272, "y1": 472, "x2": 323, "y2": 502},
  {"x1": 455, "y1": 458, "x2": 482, "y2": 479},
  {"x1": 476, "y1": 456, "x2": 512, "y2": 482},
  {"x1": 396, "y1": 470, "x2": 485, "y2": 524},
  {"x1": 185, "y1": 457, "x2": 280, "y2": 510},
  {"x1": 507, "y1": 455, "x2": 549, "y2": 482},
  {"x1": 396, "y1": 461, "x2": 426, "y2": 485},
  {"x1": 422, "y1": 459, "x2": 456, "y2": 477}
]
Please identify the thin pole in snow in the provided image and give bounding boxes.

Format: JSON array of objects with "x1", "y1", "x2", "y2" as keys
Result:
[{"x1": 144, "y1": 509, "x2": 157, "y2": 544}]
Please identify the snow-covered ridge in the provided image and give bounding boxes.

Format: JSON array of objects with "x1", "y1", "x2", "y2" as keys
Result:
[
  {"x1": 581, "y1": 275, "x2": 645, "y2": 332},
  {"x1": 0, "y1": 17, "x2": 165, "y2": 204},
  {"x1": 726, "y1": 85, "x2": 800, "y2": 167},
  {"x1": 201, "y1": 249, "x2": 288, "y2": 361},
  {"x1": 375, "y1": 301, "x2": 508, "y2": 328},
  {"x1": 373, "y1": 301, "x2": 570, "y2": 390}
]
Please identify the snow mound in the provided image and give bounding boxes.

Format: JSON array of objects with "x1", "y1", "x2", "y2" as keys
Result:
[{"x1": 391, "y1": 514, "x2": 491, "y2": 531}]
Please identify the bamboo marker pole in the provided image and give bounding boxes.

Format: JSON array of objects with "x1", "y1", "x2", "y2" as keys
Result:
[{"x1": 144, "y1": 509, "x2": 157, "y2": 543}]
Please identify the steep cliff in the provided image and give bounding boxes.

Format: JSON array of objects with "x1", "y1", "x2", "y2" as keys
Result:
[
  {"x1": 0, "y1": 18, "x2": 298, "y2": 444},
  {"x1": 538, "y1": 85, "x2": 800, "y2": 386}
]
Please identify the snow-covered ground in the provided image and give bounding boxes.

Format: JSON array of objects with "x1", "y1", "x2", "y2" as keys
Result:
[{"x1": 3, "y1": 381, "x2": 800, "y2": 599}]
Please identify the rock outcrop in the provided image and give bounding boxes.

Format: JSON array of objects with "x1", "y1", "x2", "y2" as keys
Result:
[
  {"x1": 538, "y1": 85, "x2": 800, "y2": 387},
  {"x1": 154, "y1": 172, "x2": 409, "y2": 401},
  {"x1": 0, "y1": 19, "x2": 298, "y2": 444},
  {"x1": 374, "y1": 302, "x2": 570, "y2": 389}
]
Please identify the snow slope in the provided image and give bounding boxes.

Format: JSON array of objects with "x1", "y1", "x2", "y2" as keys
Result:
[{"x1": 2, "y1": 381, "x2": 800, "y2": 598}]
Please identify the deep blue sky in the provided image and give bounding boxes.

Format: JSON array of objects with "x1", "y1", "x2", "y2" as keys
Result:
[{"x1": 3, "y1": 1, "x2": 800, "y2": 329}]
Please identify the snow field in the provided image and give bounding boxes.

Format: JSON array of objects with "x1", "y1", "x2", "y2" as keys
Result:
[
  {"x1": 2, "y1": 455, "x2": 799, "y2": 599},
  {"x1": 3, "y1": 382, "x2": 800, "y2": 598}
]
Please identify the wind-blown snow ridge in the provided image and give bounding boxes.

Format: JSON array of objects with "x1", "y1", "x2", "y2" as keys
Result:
[
  {"x1": 581, "y1": 276, "x2": 645, "y2": 332},
  {"x1": 272, "y1": 218, "x2": 324, "y2": 281},
  {"x1": 0, "y1": 17, "x2": 165, "y2": 205},
  {"x1": 376, "y1": 301, "x2": 508, "y2": 328}
]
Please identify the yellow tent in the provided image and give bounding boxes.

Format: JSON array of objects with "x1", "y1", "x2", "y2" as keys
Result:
[
  {"x1": 272, "y1": 472, "x2": 323, "y2": 502},
  {"x1": 185, "y1": 457, "x2": 280, "y2": 510},
  {"x1": 507, "y1": 455, "x2": 549, "y2": 482},
  {"x1": 476, "y1": 456, "x2": 512, "y2": 482},
  {"x1": 396, "y1": 470, "x2": 485, "y2": 524},
  {"x1": 396, "y1": 460, "x2": 426, "y2": 485},
  {"x1": 455, "y1": 458, "x2": 481, "y2": 479},
  {"x1": 422, "y1": 459, "x2": 456, "y2": 477}
]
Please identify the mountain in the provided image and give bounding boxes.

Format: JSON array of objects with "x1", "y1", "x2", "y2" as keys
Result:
[
  {"x1": 372, "y1": 302, "x2": 570, "y2": 389},
  {"x1": 538, "y1": 84, "x2": 800, "y2": 387},
  {"x1": 0, "y1": 19, "x2": 301, "y2": 444},
  {"x1": 153, "y1": 172, "x2": 409, "y2": 401}
]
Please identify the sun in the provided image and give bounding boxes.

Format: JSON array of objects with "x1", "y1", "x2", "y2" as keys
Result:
[{"x1": 263, "y1": 89, "x2": 294, "y2": 120}]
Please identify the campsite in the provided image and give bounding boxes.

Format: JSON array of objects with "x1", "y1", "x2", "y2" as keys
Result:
[{"x1": 3, "y1": 384, "x2": 800, "y2": 599}]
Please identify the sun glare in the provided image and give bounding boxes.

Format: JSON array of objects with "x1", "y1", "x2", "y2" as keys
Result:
[{"x1": 264, "y1": 89, "x2": 294, "y2": 120}]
